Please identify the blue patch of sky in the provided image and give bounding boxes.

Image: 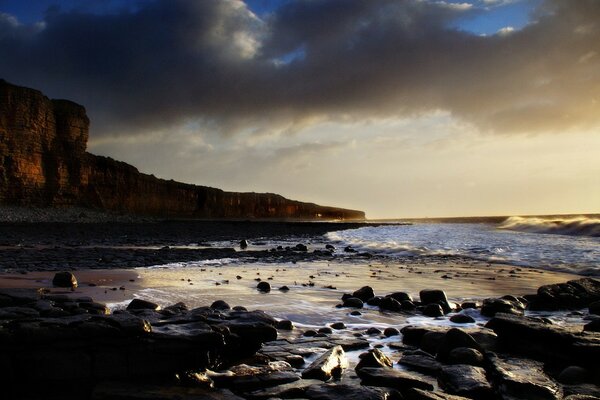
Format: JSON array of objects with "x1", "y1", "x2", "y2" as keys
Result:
[{"x1": 449, "y1": 0, "x2": 543, "y2": 35}]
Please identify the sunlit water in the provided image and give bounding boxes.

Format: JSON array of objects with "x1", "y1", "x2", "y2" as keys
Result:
[{"x1": 326, "y1": 220, "x2": 600, "y2": 276}]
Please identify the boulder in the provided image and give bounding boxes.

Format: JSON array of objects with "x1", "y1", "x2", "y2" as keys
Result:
[
  {"x1": 352, "y1": 286, "x2": 375, "y2": 302},
  {"x1": 256, "y1": 282, "x2": 271, "y2": 293},
  {"x1": 438, "y1": 365, "x2": 493, "y2": 399},
  {"x1": 404, "y1": 387, "x2": 472, "y2": 399},
  {"x1": 589, "y1": 301, "x2": 600, "y2": 315},
  {"x1": 355, "y1": 348, "x2": 393, "y2": 370},
  {"x1": 304, "y1": 383, "x2": 395, "y2": 400},
  {"x1": 481, "y1": 297, "x2": 525, "y2": 317},
  {"x1": 558, "y1": 366, "x2": 590, "y2": 385},
  {"x1": 398, "y1": 351, "x2": 442, "y2": 376},
  {"x1": 301, "y1": 345, "x2": 348, "y2": 381},
  {"x1": 419, "y1": 289, "x2": 451, "y2": 313},
  {"x1": 528, "y1": 278, "x2": 600, "y2": 311},
  {"x1": 52, "y1": 271, "x2": 78, "y2": 288},
  {"x1": 423, "y1": 304, "x2": 444, "y2": 317},
  {"x1": 447, "y1": 347, "x2": 484, "y2": 366},
  {"x1": 210, "y1": 300, "x2": 230, "y2": 310},
  {"x1": 486, "y1": 353, "x2": 561, "y2": 400},
  {"x1": 390, "y1": 292, "x2": 413, "y2": 302},
  {"x1": 356, "y1": 367, "x2": 434, "y2": 392},
  {"x1": 126, "y1": 299, "x2": 160, "y2": 311},
  {"x1": 379, "y1": 297, "x2": 402, "y2": 312},
  {"x1": 342, "y1": 297, "x2": 364, "y2": 308},
  {"x1": 436, "y1": 328, "x2": 483, "y2": 362},
  {"x1": 449, "y1": 314, "x2": 475, "y2": 324}
]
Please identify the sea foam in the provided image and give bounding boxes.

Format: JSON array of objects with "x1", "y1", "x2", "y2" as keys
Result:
[{"x1": 498, "y1": 216, "x2": 600, "y2": 237}]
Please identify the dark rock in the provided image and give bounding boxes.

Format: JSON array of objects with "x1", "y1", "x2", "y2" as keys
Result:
[
  {"x1": 325, "y1": 244, "x2": 335, "y2": 250},
  {"x1": 257, "y1": 281, "x2": 271, "y2": 293},
  {"x1": 398, "y1": 351, "x2": 442, "y2": 376},
  {"x1": 367, "y1": 296, "x2": 383, "y2": 306},
  {"x1": 353, "y1": 286, "x2": 375, "y2": 302},
  {"x1": 276, "y1": 320, "x2": 294, "y2": 330},
  {"x1": 355, "y1": 348, "x2": 393, "y2": 370},
  {"x1": 423, "y1": 304, "x2": 444, "y2": 317},
  {"x1": 384, "y1": 327, "x2": 400, "y2": 337},
  {"x1": 447, "y1": 347, "x2": 484, "y2": 366},
  {"x1": 390, "y1": 292, "x2": 413, "y2": 302},
  {"x1": 344, "y1": 246, "x2": 357, "y2": 253},
  {"x1": 404, "y1": 387, "x2": 472, "y2": 399},
  {"x1": 304, "y1": 383, "x2": 395, "y2": 400},
  {"x1": 558, "y1": 366, "x2": 590, "y2": 384},
  {"x1": 563, "y1": 385, "x2": 600, "y2": 398},
  {"x1": 402, "y1": 300, "x2": 417, "y2": 310},
  {"x1": 210, "y1": 300, "x2": 231, "y2": 310},
  {"x1": 304, "y1": 330, "x2": 318, "y2": 337},
  {"x1": 438, "y1": 364, "x2": 493, "y2": 399},
  {"x1": 419, "y1": 289, "x2": 451, "y2": 313},
  {"x1": 528, "y1": 278, "x2": 600, "y2": 311},
  {"x1": 356, "y1": 367, "x2": 434, "y2": 392},
  {"x1": 330, "y1": 322, "x2": 346, "y2": 330},
  {"x1": 318, "y1": 327, "x2": 333, "y2": 334},
  {"x1": 278, "y1": 285, "x2": 290, "y2": 292},
  {"x1": 294, "y1": 243, "x2": 308, "y2": 251},
  {"x1": 301, "y1": 345, "x2": 348, "y2": 381},
  {"x1": 366, "y1": 327, "x2": 382, "y2": 335},
  {"x1": 342, "y1": 297, "x2": 364, "y2": 308},
  {"x1": 211, "y1": 363, "x2": 300, "y2": 392},
  {"x1": 52, "y1": 271, "x2": 78, "y2": 288},
  {"x1": 486, "y1": 353, "x2": 561, "y2": 400},
  {"x1": 244, "y1": 379, "x2": 323, "y2": 399},
  {"x1": 481, "y1": 297, "x2": 525, "y2": 317},
  {"x1": 350, "y1": 310, "x2": 362, "y2": 316},
  {"x1": 461, "y1": 302, "x2": 478, "y2": 309},
  {"x1": 449, "y1": 314, "x2": 475, "y2": 324},
  {"x1": 583, "y1": 319, "x2": 600, "y2": 332},
  {"x1": 92, "y1": 382, "x2": 245, "y2": 400},
  {"x1": 240, "y1": 239, "x2": 249, "y2": 249},
  {"x1": 126, "y1": 298, "x2": 160, "y2": 311},
  {"x1": 379, "y1": 297, "x2": 402, "y2": 312},
  {"x1": 436, "y1": 328, "x2": 483, "y2": 362},
  {"x1": 589, "y1": 301, "x2": 600, "y2": 315},
  {"x1": 486, "y1": 313, "x2": 600, "y2": 367}
]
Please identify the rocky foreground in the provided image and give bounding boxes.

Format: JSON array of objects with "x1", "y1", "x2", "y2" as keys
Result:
[{"x1": 0, "y1": 274, "x2": 599, "y2": 400}]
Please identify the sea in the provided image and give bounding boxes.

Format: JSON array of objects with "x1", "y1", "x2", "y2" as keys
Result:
[
  {"x1": 114, "y1": 214, "x2": 599, "y2": 325},
  {"x1": 326, "y1": 214, "x2": 600, "y2": 276}
]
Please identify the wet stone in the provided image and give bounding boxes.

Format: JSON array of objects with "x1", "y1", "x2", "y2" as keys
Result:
[
  {"x1": 355, "y1": 348, "x2": 393, "y2": 370},
  {"x1": 342, "y1": 297, "x2": 364, "y2": 308},
  {"x1": 398, "y1": 351, "x2": 442, "y2": 376},
  {"x1": 438, "y1": 364, "x2": 493, "y2": 399},
  {"x1": 356, "y1": 367, "x2": 434, "y2": 392},
  {"x1": 419, "y1": 289, "x2": 451, "y2": 313},
  {"x1": 384, "y1": 327, "x2": 400, "y2": 337},
  {"x1": 301, "y1": 345, "x2": 348, "y2": 381},
  {"x1": 449, "y1": 314, "x2": 475, "y2": 324},
  {"x1": 52, "y1": 271, "x2": 78, "y2": 288},
  {"x1": 126, "y1": 298, "x2": 160, "y2": 311},
  {"x1": 304, "y1": 383, "x2": 396, "y2": 400},
  {"x1": 352, "y1": 286, "x2": 375, "y2": 302}
]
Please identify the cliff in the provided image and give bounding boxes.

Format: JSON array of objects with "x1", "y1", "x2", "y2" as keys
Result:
[{"x1": 0, "y1": 80, "x2": 365, "y2": 220}]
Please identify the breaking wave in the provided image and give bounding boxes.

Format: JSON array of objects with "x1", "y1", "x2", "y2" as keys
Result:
[{"x1": 498, "y1": 216, "x2": 600, "y2": 237}]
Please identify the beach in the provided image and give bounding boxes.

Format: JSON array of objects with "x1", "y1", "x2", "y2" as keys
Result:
[{"x1": 0, "y1": 217, "x2": 598, "y2": 399}]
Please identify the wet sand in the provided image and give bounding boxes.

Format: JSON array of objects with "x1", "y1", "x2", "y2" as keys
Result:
[{"x1": 0, "y1": 258, "x2": 580, "y2": 327}]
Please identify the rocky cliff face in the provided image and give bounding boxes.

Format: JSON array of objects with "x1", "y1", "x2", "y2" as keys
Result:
[{"x1": 0, "y1": 80, "x2": 365, "y2": 220}]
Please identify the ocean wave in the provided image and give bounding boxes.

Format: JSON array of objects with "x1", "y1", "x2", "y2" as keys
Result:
[{"x1": 498, "y1": 216, "x2": 600, "y2": 237}]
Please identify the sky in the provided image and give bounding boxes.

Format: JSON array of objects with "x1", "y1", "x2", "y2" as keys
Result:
[{"x1": 0, "y1": 0, "x2": 598, "y2": 219}]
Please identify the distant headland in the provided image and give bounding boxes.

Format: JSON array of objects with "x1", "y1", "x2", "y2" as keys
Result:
[{"x1": 0, "y1": 80, "x2": 364, "y2": 220}]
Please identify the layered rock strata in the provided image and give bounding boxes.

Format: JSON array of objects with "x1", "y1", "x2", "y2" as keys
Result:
[{"x1": 0, "y1": 80, "x2": 365, "y2": 220}]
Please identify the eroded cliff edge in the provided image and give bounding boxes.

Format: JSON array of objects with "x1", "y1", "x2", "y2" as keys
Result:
[{"x1": 0, "y1": 80, "x2": 365, "y2": 220}]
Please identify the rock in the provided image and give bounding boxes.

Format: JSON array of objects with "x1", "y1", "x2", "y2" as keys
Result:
[
  {"x1": 304, "y1": 330, "x2": 318, "y2": 337},
  {"x1": 294, "y1": 243, "x2": 308, "y2": 251},
  {"x1": 356, "y1": 367, "x2": 434, "y2": 392},
  {"x1": 352, "y1": 286, "x2": 375, "y2": 302},
  {"x1": 423, "y1": 304, "x2": 444, "y2": 317},
  {"x1": 558, "y1": 366, "x2": 590, "y2": 384},
  {"x1": 436, "y1": 328, "x2": 483, "y2": 362},
  {"x1": 398, "y1": 351, "x2": 442, "y2": 376},
  {"x1": 240, "y1": 240, "x2": 249, "y2": 249},
  {"x1": 589, "y1": 301, "x2": 600, "y2": 315},
  {"x1": 278, "y1": 285, "x2": 290, "y2": 292},
  {"x1": 419, "y1": 289, "x2": 451, "y2": 313},
  {"x1": 210, "y1": 363, "x2": 300, "y2": 392},
  {"x1": 355, "y1": 348, "x2": 393, "y2": 370},
  {"x1": 563, "y1": 385, "x2": 600, "y2": 398},
  {"x1": 126, "y1": 298, "x2": 160, "y2": 311},
  {"x1": 486, "y1": 353, "x2": 561, "y2": 400},
  {"x1": 390, "y1": 292, "x2": 413, "y2": 302},
  {"x1": 447, "y1": 347, "x2": 484, "y2": 366},
  {"x1": 583, "y1": 319, "x2": 600, "y2": 332},
  {"x1": 301, "y1": 345, "x2": 348, "y2": 381},
  {"x1": 330, "y1": 322, "x2": 346, "y2": 330},
  {"x1": 366, "y1": 327, "x2": 382, "y2": 335},
  {"x1": 404, "y1": 388, "x2": 472, "y2": 399},
  {"x1": 379, "y1": 297, "x2": 402, "y2": 312},
  {"x1": 449, "y1": 314, "x2": 475, "y2": 324},
  {"x1": 461, "y1": 302, "x2": 478, "y2": 309},
  {"x1": 528, "y1": 278, "x2": 600, "y2": 311},
  {"x1": 52, "y1": 271, "x2": 78, "y2": 288},
  {"x1": 210, "y1": 300, "x2": 230, "y2": 310},
  {"x1": 92, "y1": 382, "x2": 245, "y2": 400},
  {"x1": 438, "y1": 365, "x2": 493, "y2": 399},
  {"x1": 384, "y1": 327, "x2": 400, "y2": 337},
  {"x1": 276, "y1": 320, "x2": 294, "y2": 330},
  {"x1": 304, "y1": 383, "x2": 394, "y2": 400},
  {"x1": 256, "y1": 282, "x2": 271, "y2": 293},
  {"x1": 564, "y1": 395, "x2": 600, "y2": 400},
  {"x1": 342, "y1": 297, "x2": 364, "y2": 308},
  {"x1": 244, "y1": 379, "x2": 323, "y2": 399},
  {"x1": 367, "y1": 296, "x2": 383, "y2": 306},
  {"x1": 486, "y1": 313, "x2": 600, "y2": 367},
  {"x1": 318, "y1": 327, "x2": 333, "y2": 334},
  {"x1": 344, "y1": 246, "x2": 357, "y2": 253},
  {"x1": 481, "y1": 297, "x2": 525, "y2": 317}
]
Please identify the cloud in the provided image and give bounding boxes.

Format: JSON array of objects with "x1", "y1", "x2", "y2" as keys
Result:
[{"x1": 0, "y1": 0, "x2": 599, "y2": 138}]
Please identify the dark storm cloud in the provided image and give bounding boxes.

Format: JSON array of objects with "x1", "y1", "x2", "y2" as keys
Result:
[{"x1": 0, "y1": 0, "x2": 599, "y2": 136}]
